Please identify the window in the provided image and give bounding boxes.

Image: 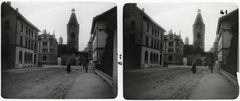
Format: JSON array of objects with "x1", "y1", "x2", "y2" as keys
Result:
[
  {"x1": 25, "y1": 39, "x2": 27, "y2": 47},
  {"x1": 169, "y1": 55, "x2": 172, "y2": 61},
  {"x1": 26, "y1": 26, "x2": 28, "y2": 34},
  {"x1": 146, "y1": 36, "x2": 149, "y2": 46},
  {"x1": 43, "y1": 55, "x2": 47, "y2": 61},
  {"x1": 71, "y1": 32, "x2": 75, "y2": 38},
  {"x1": 131, "y1": 21, "x2": 135, "y2": 30},
  {"x1": 29, "y1": 28, "x2": 31, "y2": 35},
  {"x1": 145, "y1": 51, "x2": 148, "y2": 64},
  {"x1": 24, "y1": 52, "x2": 27, "y2": 63},
  {"x1": 21, "y1": 23, "x2": 23, "y2": 32},
  {"x1": 19, "y1": 51, "x2": 22, "y2": 63},
  {"x1": 151, "y1": 39, "x2": 153, "y2": 47},
  {"x1": 197, "y1": 33, "x2": 201, "y2": 39},
  {"x1": 35, "y1": 32, "x2": 37, "y2": 39},
  {"x1": 168, "y1": 49, "x2": 173, "y2": 53},
  {"x1": 20, "y1": 36, "x2": 23, "y2": 46},
  {"x1": 176, "y1": 49, "x2": 178, "y2": 53},
  {"x1": 42, "y1": 49, "x2": 48, "y2": 52},
  {"x1": 169, "y1": 42, "x2": 173, "y2": 47},
  {"x1": 152, "y1": 27, "x2": 154, "y2": 34},
  {"x1": 146, "y1": 23, "x2": 149, "y2": 32},
  {"x1": 43, "y1": 42, "x2": 47, "y2": 46},
  {"x1": 5, "y1": 21, "x2": 10, "y2": 29}
]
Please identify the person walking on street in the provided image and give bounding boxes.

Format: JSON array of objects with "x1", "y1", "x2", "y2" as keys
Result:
[
  {"x1": 83, "y1": 63, "x2": 88, "y2": 73},
  {"x1": 192, "y1": 61, "x2": 197, "y2": 74},
  {"x1": 209, "y1": 63, "x2": 213, "y2": 73},
  {"x1": 66, "y1": 61, "x2": 71, "y2": 73}
]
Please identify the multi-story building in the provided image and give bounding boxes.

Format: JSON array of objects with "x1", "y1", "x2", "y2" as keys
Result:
[
  {"x1": 1, "y1": 2, "x2": 40, "y2": 69},
  {"x1": 91, "y1": 6, "x2": 117, "y2": 96},
  {"x1": 38, "y1": 29, "x2": 58, "y2": 65},
  {"x1": 123, "y1": 4, "x2": 166, "y2": 70},
  {"x1": 163, "y1": 30, "x2": 183, "y2": 65},
  {"x1": 216, "y1": 9, "x2": 238, "y2": 81}
]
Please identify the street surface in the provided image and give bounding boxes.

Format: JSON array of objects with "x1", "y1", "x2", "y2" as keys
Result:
[
  {"x1": 124, "y1": 65, "x2": 238, "y2": 99},
  {"x1": 1, "y1": 66, "x2": 114, "y2": 99}
]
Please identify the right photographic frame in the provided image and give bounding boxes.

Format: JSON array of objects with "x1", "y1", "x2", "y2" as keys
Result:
[{"x1": 123, "y1": 3, "x2": 239, "y2": 99}]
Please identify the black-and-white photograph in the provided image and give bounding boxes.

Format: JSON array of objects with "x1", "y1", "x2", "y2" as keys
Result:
[
  {"x1": 123, "y1": 3, "x2": 238, "y2": 99},
  {"x1": 1, "y1": 1, "x2": 117, "y2": 99}
]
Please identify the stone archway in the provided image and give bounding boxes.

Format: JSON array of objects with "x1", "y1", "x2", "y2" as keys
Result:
[
  {"x1": 196, "y1": 59, "x2": 202, "y2": 66},
  {"x1": 70, "y1": 59, "x2": 76, "y2": 66}
]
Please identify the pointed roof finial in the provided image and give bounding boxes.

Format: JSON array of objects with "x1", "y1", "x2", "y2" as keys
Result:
[
  {"x1": 72, "y1": 8, "x2": 75, "y2": 13},
  {"x1": 197, "y1": 9, "x2": 201, "y2": 13}
]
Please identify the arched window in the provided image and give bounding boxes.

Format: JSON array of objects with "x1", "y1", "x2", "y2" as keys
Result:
[
  {"x1": 31, "y1": 53, "x2": 33, "y2": 63},
  {"x1": 28, "y1": 52, "x2": 30, "y2": 63},
  {"x1": 150, "y1": 52, "x2": 152, "y2": 63},
  {"x1": 19, "y1": 51, "x2": 22, "y2": 63},
  {"x1": 145, "y1": 51, "x2": 148, "y2": 64},
  {"x1": 71, "y1": 32, "x2": 75, "y2": 38},
  {"x1": 169, "y1": 55, "x2": 172, "y2": 61},
  {"x1": 24, "y1": 52, "x2": 27, "y2": 63},
  {"x1": 43, "y1": 55, "x2": 47, "y2": 61},
  {"x1": 197, "y1": 32, "x2": 201, "y2": 39},
  {"x1": 34, "y1": 54, "x2": 36, "y2": 65},
  {"x1": 153, "y1": 53, "x2": 156, "y2": 63}
]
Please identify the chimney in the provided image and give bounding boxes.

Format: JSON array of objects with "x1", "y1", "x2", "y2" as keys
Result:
[
  {"x1": 6, "y1": 1, "x2": 11, "y2": 6},
  {"x1": 142, "y1": 8, "x2": 145, "y2": 12},
  {"x1": 16, "y1": 8, "x2": 18, "y2": 12}
]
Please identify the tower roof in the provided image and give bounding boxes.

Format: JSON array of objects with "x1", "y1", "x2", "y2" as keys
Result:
[
  {"x1": 194, "y1": 9, "x2": 204, "y2": 25},
  {"x1": 68, "y1": 9, "x2": 79, "y2": 25}
]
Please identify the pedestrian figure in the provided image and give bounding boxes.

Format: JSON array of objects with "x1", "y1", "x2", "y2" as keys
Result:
[
  {"x1": 209, "y1": 63, "x2": 213, "y2": 73},
  {"x1": 83, "y1": 63, "x2": 88, "y2": 73},
  {"x1": 192, "y1": 61, "x2": 197, "y2": 74},
  {"x1": 66, "y1": 61, "x2": 71, "y2": 73}
]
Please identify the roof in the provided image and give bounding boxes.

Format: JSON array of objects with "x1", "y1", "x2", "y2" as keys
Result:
[
  {"x1": 88, "y1": 35, "x2": 93, "y2": 43},
  {"x1": 57, "y1": 44, "x2": 67, "y2": 56},
  {"x1": 125, "y1": 4, "x2": 166, "y2": 32},
  {"x1": 90, "y1": 6, "x2": 117, "y2": 34},
  {"x1": 183, "y1": 45, "x2": 193, "y2": 56},
  {"x1": 192, "y1": 47, "x2": 204, "y2": 53},
  {"x1": 68, "y1": 9, "x2": 79, "y2": 25},
  {"x1": 67, "y1": 47, "x2": 78, "y2": 53},
  {"x1": 216, "y1": 9, "x2": 238, "y2": 35},
  {"x1": 193, "y1": 10, "x2": 204, "y2": 25},
  {"x1": 2, "y1": 2, "x2": 40, "y2": 32}
]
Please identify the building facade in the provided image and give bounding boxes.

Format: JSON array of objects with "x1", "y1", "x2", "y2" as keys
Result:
[
  {"x1": 1, "y1": 2, "x2": 40, "y2": 69},
  {"x1": 91, "y1": 6, "x2": 117, "y2": 96},
  {"x1": 123, "y1": 4, "x2": 166, "y2": 70},
  {"x1": 216, "y1": 9, "x2": 238, "y2": 78},
  {"x1": 38, "y1": 29, "x2": 58, "y2": 65},
  {"x1": 163, "y1": 30, "x2": 183, "y2": 65}
]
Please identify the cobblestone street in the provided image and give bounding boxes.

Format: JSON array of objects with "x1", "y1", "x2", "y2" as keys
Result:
[
  {"x1": 124, "y1": 65, "x2": 238, "y2": 99},
  {"x1": 1, "y1": 66, "x2": 114, "y2": 99}
]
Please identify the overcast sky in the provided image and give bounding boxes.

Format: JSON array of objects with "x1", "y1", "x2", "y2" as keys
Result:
[
  {"x1": 11, "y1": 1, "x2": 116, "y2": 51},
  {"x1": 137, "y1": 3, "x2": 238, "y2": 51}
]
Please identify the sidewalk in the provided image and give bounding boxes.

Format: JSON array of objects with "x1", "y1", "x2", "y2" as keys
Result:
[
  {"x1": 189, "y1": 67, "x2": 239, "y2": 99},
  {"x1": 65, "y1": 69, "x2": 115, "y2": 99}
]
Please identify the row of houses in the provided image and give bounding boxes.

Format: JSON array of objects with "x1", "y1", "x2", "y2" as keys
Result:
[{"x1": 123, "y1": 4, "x2": 215, "y2": 70}]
